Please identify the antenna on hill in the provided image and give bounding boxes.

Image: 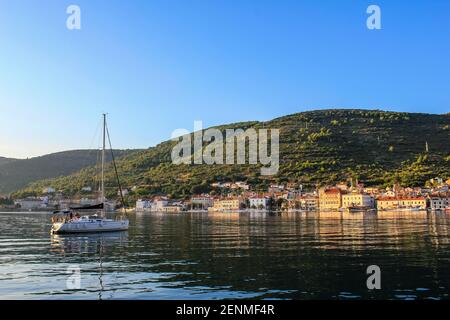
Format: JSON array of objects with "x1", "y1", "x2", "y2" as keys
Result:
[{"x1": 425, "y1": 141, "x2": 429, "y2": 153}]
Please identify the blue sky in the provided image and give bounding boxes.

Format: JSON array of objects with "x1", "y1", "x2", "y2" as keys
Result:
[{"x1": 0, "y1": 0, "x2": 449, "y2": 158}]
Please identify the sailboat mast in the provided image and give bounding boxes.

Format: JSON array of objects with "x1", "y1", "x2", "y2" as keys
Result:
[{"x1": 101, "y1": 114, "x2": 106, "y2": 204}]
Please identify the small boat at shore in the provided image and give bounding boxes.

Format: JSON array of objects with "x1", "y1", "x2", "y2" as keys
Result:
[{"x1": 51, "y1": 114, "x2": 129, "y2": 234}]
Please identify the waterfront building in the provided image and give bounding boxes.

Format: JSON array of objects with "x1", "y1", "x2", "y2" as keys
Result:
[
  {"x1": 154, "y1": 198, "x2": 169, "y2": 210},
  {"x1": 136, "y1": 198, "x2": 184, "y2": 212},
  {"x1": 211, "y1": 198, "x2": 243, "y2": 211},
  {"x1": 14, "y1": 198, "x2": 46, "y2": 210},
  {"x1": 298, "y1": 195, "x2": 319, "y2": 211},
  {"x1": 341, "y1": 193, "x2": 374, "y2": 209},
  {"x1": 319, "y1": 187, "x2": 343, "y2": 211},
  {"x1": 376, "y1": 196, "x2": 427, "y2": 210},
  {"x1": 429, "y1": 195, "x2": 449, "y2": 211},
  {"x1": 249, "y1": 196, "x2": 270, "y2": 209},
  {"x1": 191, "y1": 195, "x2": 214, "y2": 210},
  {"x1": 136, "y1": 197, "x2": 185, "y2": 212},
  {"x1": 136, "y1": 199, "x2": 152, "y2": 212},
  {"x1": 158, "y1": 205, "x2": 183, "y2": 213}
]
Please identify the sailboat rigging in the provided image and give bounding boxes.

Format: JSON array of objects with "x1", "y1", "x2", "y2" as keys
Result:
[{"x1": 51, "y1": 114, "x2": 129, "y2": 234}]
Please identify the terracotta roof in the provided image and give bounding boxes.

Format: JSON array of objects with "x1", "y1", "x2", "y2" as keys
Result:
[{"x1": 323, "y1": 188, "x2": 341, "y2": 194}]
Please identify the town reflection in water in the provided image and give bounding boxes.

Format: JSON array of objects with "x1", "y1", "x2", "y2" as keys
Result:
[{"x1": 0, "y1": 211, "x2": 449, "y2": 299}]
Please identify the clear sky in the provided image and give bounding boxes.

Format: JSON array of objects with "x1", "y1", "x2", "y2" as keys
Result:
[{"x1": 0, "y1": 0, "x2": 449, "y2": 158}]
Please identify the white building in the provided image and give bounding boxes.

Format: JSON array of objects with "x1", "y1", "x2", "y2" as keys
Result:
[
  {"x1": 249, "y1": 197, "x2": 270, "y2": 209},
  {"x1": 14, "y1": 198, "x2": 46, "y2": 210},
  {"x1": 81, "y1": 186, "x2": 92, "y2": 192},
  {"x1": 136, "y1": 197, "x2": 185, "y2": 212},
  {"x1": 299, "y1": 196, "x2": 319, "y2": 211},
  {"x1": 191, "y1": 196, "x2": 213, "y2": 209},
  {"x1": 153, "y1": 199, "x2": 184, "y2": 212},
  {"x1": 154, "y1": 199, "x2": 169, "y2": 210},
  {"x1": 429, "y1": 196, "x2": 449, "y2": 211},
  {"x1": 234, "y1": 182, "x2": 250, "y2": 190},
  {"x1": 341, "y1": 193, "x2": 374, "y2": 209},
  {"x1": 136, "y1": 199, "x2": 152, "y2": 212}
]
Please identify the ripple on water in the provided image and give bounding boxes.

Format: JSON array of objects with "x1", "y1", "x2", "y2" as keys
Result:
[{"x1": 0, "y1": 211, "x2": 449, "y2": 299}]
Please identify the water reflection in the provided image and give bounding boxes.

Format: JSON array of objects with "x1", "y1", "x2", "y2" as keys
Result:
[
  {"x1": 50, "y1": 232, "x2": 129, "y2": 255},
  {"x1": 49, "y1": 232, "x2": 129, "y2": 300},
  {"x1": 0, "y1": 211, "x2": 449, "y2": 299}
]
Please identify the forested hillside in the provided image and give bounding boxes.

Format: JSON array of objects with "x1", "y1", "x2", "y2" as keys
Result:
[
  {"x1": 12, "y1": 109, "x2": 450, "y2": 200},
  {"x1": 0, "y1": 149, "x2": 138, "y2": 193}
]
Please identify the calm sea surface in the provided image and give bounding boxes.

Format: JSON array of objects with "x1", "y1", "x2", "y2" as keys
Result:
[{"x1": 0, "y1": 211, "x2": 449, "y2": 300}]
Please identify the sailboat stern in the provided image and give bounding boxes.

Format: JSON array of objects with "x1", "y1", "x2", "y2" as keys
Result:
[{"x1": 51, "y1": 222, "x2": 65, "y2": 234}]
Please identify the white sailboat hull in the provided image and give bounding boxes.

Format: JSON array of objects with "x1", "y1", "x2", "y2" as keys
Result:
[
  {"x1": 52, "y1": 219, "x2": 129, "y2": 234},
  {"x1": 50, "y1": 114, "x2": 130, "y2": 235}
]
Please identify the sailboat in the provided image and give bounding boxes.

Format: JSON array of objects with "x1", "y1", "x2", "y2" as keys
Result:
[{"x1": 51, "y1": 114, "x2": 129, "y2": 234}]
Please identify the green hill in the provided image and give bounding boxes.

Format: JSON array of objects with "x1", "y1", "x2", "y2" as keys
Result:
[
  {"x1": 12, "y1": 109, "x2": 450, "y2": 201},
  {"x1": 0, "y1": 149, "x2": 139, "y2": 194}
]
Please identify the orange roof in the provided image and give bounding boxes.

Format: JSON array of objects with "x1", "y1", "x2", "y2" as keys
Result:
[{"x1": 323, "y1": 188, "x2": 341, "y2": 194}]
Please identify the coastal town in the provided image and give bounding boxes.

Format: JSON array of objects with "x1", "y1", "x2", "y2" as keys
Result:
[{"x1": 2, "y1": 177, "x2": 450, "y2": 213}]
